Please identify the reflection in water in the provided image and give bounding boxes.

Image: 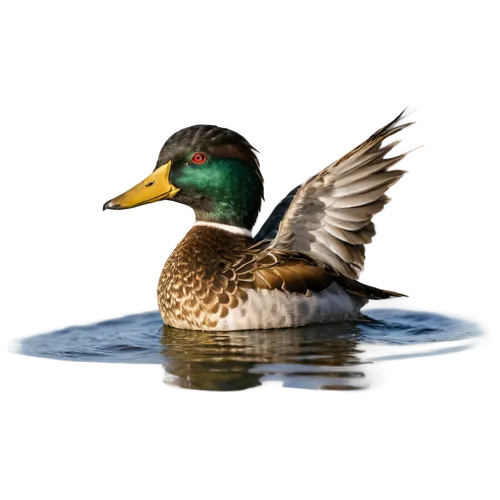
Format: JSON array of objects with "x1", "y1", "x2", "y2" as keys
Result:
[
  {"x1": 160, "y1": 323, "x2": 367, "y2": 391},
  {"x1": 12, "y1": 309, "x2": 481, "y2": 391}
]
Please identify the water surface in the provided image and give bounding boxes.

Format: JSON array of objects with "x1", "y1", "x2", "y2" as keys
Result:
[{"x1": 13, "y1": 309, "x2": 481, "y2": 391}]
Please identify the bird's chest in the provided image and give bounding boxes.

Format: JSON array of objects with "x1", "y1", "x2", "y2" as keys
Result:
[
  {"x1": 157, "y1": 247, "x2": 220, "y2": 329},
  {"x1": 156, "y1": 226, "x2": 248, "y2": 330}
]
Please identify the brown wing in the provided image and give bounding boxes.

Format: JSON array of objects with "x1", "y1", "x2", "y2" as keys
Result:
[{"x1": 231, "y1": 243, "x2": 405, "y2": 300}]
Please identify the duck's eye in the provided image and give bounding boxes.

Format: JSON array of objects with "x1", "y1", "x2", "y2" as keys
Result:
[{"x1": 191, "y1": 152, "x2": 207, "y2": 165}]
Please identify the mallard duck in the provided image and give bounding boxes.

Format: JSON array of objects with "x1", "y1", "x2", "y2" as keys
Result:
[{"x1": 104, "y1": 111, "x2": 412, "y2": 331}]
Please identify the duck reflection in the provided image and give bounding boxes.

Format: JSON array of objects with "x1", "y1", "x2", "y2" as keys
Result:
[{"x1": 160, "y1": 322, "x2": 369, "y2": 391}]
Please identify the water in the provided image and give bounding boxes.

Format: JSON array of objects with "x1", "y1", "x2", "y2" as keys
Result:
[{"x1": 12, "y1": 309, "x2": 481, "y2": 391}]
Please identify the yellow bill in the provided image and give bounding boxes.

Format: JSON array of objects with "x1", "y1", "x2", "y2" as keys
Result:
[{"x1": 103, "y1": 161, "x2": 180, "y2": 210}]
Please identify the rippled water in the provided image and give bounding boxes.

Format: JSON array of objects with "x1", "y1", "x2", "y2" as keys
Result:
[{"x1": 12, "y1": 309, "x2": 481, "y2": 391}]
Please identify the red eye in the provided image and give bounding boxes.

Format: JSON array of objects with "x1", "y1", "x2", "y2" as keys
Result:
[{"x1": 192, "y1": 152, "x2": 207, "y2": 164}]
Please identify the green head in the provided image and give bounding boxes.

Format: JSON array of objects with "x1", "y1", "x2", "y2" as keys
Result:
[{"x1": 103, "y1": 125, "x2": 264, "y2": 230}]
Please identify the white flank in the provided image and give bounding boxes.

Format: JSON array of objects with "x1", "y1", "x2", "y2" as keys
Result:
[{"x1": 218, "y1": 284, "x2": 360, "y2": 331}]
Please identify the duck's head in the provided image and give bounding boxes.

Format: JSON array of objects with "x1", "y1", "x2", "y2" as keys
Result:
[{"x1": 103, "y1": 125, "x2": 263, "y2": 230}]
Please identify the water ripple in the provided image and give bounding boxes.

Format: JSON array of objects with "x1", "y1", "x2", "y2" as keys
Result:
[{"x1": 8, "y1": 305, "x2": 491, "y2": 392}]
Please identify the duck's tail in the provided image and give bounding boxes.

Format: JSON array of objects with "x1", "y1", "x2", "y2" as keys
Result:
[{"x1": 333, "y1": 272, "x2": 407, "y2": 309}]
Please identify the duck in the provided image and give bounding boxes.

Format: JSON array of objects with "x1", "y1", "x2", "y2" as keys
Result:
[{"x1": 103, "y1": 111, "x2": 413, "y2": 331}]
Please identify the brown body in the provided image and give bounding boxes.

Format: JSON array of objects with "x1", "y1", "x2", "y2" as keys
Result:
[{"x1": 158, "y1": 225, "x2": 402, "y2": 330}]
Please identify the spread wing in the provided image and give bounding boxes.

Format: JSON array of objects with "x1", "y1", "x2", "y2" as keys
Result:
[{"x1": 257, "y1": 110, "x2": 414, "y2": 279}]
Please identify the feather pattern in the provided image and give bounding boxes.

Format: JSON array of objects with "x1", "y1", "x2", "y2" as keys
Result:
[{"x1": 260, "y1": 111, "x2": 413, "y2": 279}]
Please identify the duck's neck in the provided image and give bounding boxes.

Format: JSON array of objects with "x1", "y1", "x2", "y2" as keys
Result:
[{"x1": 192, "y1": 194, "x2": 260, "y2": 231}]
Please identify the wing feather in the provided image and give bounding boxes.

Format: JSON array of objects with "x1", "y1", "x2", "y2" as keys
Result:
[{"x1": 260, "y1": 111, "x2": 414, "y2": 279}]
